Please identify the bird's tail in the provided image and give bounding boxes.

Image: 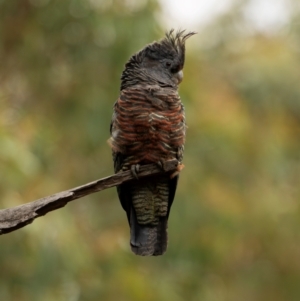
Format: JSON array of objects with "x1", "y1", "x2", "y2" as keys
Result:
[{"x1": 129, "y1": 207, "x2": 168, "y2": 256}]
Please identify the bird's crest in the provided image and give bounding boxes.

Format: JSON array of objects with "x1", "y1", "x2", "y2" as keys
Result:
[
  {"x1": 163, "y1": 29, "x2": 196, "y2": 54},
  {"x1": 142, "y1": 29, "x2": 196, "y2": 64},
  {"x1": 126, "y1": 29, "x2": 196, "y2": 65}
]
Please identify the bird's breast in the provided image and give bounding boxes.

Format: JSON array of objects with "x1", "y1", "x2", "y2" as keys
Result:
[{"x1": 110, "y1": 86, "x2": 185, "y2": 163}]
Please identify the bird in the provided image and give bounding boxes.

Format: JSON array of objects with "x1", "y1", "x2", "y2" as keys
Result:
[{"x1": 109, "y1": 29, "x2": 195, "y2": 256}]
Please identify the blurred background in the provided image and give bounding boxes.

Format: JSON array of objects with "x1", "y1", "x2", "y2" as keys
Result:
[{"x1": 1, "y1": 0, "x2": 300, "y2": 300}]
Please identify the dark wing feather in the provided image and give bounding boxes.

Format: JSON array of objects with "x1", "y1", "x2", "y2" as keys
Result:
[
  {"x1": 110, "y1": 120, "x2": 132, "y2": 220},
  {"x1": 115, "y1": 155, "x2": 132, "y2": 221},
  {"x1": 167, "y1": 175, "x2": 178, "y2": 218}
]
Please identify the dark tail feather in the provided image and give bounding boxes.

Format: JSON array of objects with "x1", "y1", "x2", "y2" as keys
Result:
[{"x1": 129, "y1": 208, "x2": 168, "y2": 256}]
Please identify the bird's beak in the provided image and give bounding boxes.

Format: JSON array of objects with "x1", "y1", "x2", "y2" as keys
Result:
[{"x1": 174, "y1": 70, "x2": 183, "y2": 84}]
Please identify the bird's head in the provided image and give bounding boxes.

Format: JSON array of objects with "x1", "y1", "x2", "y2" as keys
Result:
[{"x1": 121, "y1": 29, "x2": 196, "y2": 90}]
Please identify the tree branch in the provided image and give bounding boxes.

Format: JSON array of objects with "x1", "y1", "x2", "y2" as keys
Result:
[{"x1": 0, "y1": 159, "x2": 179, "y2": 235}]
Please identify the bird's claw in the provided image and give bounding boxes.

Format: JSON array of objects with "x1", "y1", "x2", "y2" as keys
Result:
[{"x1": 131, "y1": 164, "x2": 140, "y2": 179}]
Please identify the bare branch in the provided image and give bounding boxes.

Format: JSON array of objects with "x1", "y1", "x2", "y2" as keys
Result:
[{"x1": 0, "y1": 159, "x2": 179, "y2": 235}]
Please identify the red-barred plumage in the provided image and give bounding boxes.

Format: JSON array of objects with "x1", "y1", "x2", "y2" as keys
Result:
[{"x1": 109, "y1": 85, "x2": 185, "y2": 165}]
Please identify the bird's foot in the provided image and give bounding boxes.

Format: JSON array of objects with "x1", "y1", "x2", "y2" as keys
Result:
[{"x1": 131, "y1": 164, "x2": 140, "y2": 180}]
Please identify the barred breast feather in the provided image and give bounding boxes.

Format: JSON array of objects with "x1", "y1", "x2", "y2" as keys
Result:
[{"x1": 109, "y1": 84, "x2": 185, "y2": 167}]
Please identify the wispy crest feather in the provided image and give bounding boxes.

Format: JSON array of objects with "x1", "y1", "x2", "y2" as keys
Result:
[{"x1": 164, "y1": 29, "x2": 196, "y2": 52}]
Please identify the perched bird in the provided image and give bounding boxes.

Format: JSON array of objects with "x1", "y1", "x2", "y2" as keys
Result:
[{"x1": 109, "y1": 29, "x2": 195, "y2": 256}]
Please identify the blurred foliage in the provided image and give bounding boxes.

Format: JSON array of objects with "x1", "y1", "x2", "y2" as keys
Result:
[{"x1": 1, "y1": 0, "x2": 300, "y2": 300}]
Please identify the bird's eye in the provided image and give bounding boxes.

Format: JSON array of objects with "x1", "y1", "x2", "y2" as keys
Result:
[{"x1": 164, "y1": 61, "x2": 172, "y2": 68}]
